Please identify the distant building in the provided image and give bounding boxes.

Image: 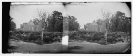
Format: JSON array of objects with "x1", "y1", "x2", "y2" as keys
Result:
[
  {"x1": 85, "y1": 20, "x2": 106, "y2": 32},
  {"x1": 20, "y1": 20, "x2": 42, "y2": 32}
]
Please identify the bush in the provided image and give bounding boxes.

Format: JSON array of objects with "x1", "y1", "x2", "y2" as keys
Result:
[
  {"x1": 28, "y1": 32, "x2": 41, "y2": 41},
  {"x1": 90, "y1": 32, "x2": 104, "y2": 41},
  {"x1": 107, "y1": 32, "x2": 128, "y2": 44},
  {"x1": 107, "y1": 37, "x2": 117, "y2": 44},
  {"x1": 69, "y1": 31, "x2": 105, "y2": 42},
  {"x1": 42, "y1": 32, "x2": 62, "y2": 44},
  {"x1": 10, "y1": 31, "x2": 63, "y2": 44}
]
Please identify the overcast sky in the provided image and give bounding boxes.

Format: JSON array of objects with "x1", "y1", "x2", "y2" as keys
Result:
[{"x1": 10, "y1": 2, "x2": 131, "y2": 29}]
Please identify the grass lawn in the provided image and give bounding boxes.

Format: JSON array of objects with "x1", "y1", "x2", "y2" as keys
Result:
[
  {"x1": 8, "y1": 40, "x2": 130, "y2": 54},
  {"x1": 9, "y1": 40, "x2": 62, "y2": 53},
  {"x1": 68, "y1": 41, "x2": 130, "y2": 53}
]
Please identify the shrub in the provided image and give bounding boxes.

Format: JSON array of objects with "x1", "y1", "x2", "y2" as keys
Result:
[
  {"x1": 69, "y1": 31, "x2": 105, "y2": 42},
  {"x1": 28, "y1": 32, "x2": 41, "y2": 41},
  {"x1": 42, "y1": 32, "x2": 63, "y2": 44},
  {"x1": 107, "y1": 32, "x2": 128, "y2": 44},
  {"x1": 9, "y1": 31, "x2": 63, "y2": 44}
]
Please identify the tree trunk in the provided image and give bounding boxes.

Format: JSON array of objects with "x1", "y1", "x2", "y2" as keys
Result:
[
  {"x1": 41, "y1": 30, "x2": 44, "y2": 45},
  {"x1": 105, "y1": 29, "x2": 108, "y2": 44}
]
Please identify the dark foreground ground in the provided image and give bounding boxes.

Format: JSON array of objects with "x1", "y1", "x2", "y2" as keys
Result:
[{"x1": 8, "y1": 40, "x2": 130, "y2": 54}]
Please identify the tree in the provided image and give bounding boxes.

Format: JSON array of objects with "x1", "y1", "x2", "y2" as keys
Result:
[
  {"x1": 109, "y1": 11, "x2": 131, "y2": 33},
  {"x1": 46, "y1": 11, "x2": 80, "y2": 32},
  {"x1": 68, "y1": 16, "x2": 80, "y2": 31},
  {"x1": 46, "y1": 11, "x2": 63, "y2": 32},
  {"x1": 36, "y1": 9, "x2": 47, "y2": 45},
  {"x1": 37, "y1": 9, "x2": 47, "y2": 31},
  {"x1": 10, "y1": 17, "x2": 16, "y2": 31},
  {"x1": 33, "y1": 18, "x2": 41, "y2": 25},
  {"x1": 101, "y1": 10, "x2": 112, "y2": 44},
  {"x1": 110, "y1": 11, "x2": 125, "y2": 32},
  {"x1": 124, "y1": 17, "x2": 131, "y2": 33},
  {"x1": 53, "y1": 11, "x2": 63, "y2": 32},
  {"x1": 101, "y1": 11, "x2": 131, "y2": 44},
  {"x1": 46, "y1": 11, "x2": 67, "y2": 52}
]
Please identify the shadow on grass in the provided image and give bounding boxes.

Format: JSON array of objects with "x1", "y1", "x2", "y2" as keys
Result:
[
  {"x1": 68, "y1": 46, "x2": 82, "y2": 50},
  {"x1": 33, "y1": 50, "x2": 71, "y2": 53},
  {"x1": 8, "y1": 46, "x2": 18, "y2": 49},
  {"x1": 33, "y1": 46, "x2": 83, "y2": 53},
  {"x1": 8, "y1": 46, "x2": 19, "y2": 53}
]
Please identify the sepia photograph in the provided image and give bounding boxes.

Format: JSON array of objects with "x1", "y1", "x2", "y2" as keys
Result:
[{"x1": 2, "y1": 2, "x2": 131, "y2": 54}]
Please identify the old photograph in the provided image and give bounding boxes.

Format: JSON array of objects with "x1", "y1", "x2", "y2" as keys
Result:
[{"x1": 3, "y1": 2, "x2": 131, "y2": 54}]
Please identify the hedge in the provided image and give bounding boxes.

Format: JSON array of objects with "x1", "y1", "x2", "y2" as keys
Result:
[
  {"x1": 10, "y1": 31, "x2": 63, "y2": 45},
  {"x1": 68, "y1": 31, "x2": 130, "y2": 44},
  {"x1": 9, "y1": 31, "x2": 130, "y2": 45}
]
